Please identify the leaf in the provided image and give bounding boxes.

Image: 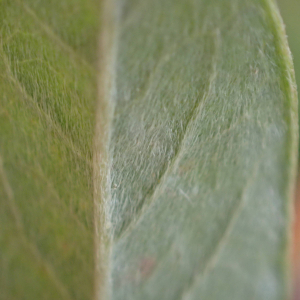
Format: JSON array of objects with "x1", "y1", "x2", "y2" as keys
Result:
[
  {"x1": 0, "y1": 0, "x2": 99, "y2": 299},
  {"x1": 95, "y1": 0, "x2": 298, "y2": 299},
  {"x1": 0, "y1": 1, "x2": 298, "y2": 300},
  {"x1": 278, "y1": 0, "x2": 300, "y2": 157}
]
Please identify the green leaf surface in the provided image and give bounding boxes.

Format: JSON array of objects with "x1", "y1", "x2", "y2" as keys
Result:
[
  {"x1": 0, "y1": 0, "x2": 298, "y2": 300},
  {"x1": 96, "y1": 0, "x2": 298, "y2": 299},
  {"x1": 0, "y1": 0, "x2": 99, "y2": 299},
  {"x1": 277, "y1": 0, "x2": 300, "y2": 158}
]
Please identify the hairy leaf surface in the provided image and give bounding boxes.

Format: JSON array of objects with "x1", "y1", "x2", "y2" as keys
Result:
[
  {"x1": 96, "y1": 0, "x2": 298, "y2": 299},
  {"x1": 0, "y1": 0, "x2": 298, "y2": 300},
  {"x1": 0, "y1": 1, "x2": 98, "y2": 299},
  {"x1": 278, "y1": 0, "x2": 300, "y2": 156}
]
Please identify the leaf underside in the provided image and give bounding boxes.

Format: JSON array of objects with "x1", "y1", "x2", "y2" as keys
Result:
[
  {"x1": 0, "y1": 0, "x2": 297, "y2": 300},
  {"x1": 98, "y1": 0, "x2": 297, "y2": 299}
]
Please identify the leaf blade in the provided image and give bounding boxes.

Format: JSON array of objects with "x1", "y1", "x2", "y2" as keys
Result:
[
  {"x1": 97, "y1": 0, "x2": 298, "y2": 299},
  {"x1": 0, "y1": 1, "x2": 99, "y2": 299}
]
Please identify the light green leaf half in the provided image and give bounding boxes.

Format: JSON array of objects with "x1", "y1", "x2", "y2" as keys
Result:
[
  {"x1": 0, "y1": 0, "x2": 98, "y2": 299},
  {"x1": 96, "y1": 0, "x2": 298, "y2": 299}
]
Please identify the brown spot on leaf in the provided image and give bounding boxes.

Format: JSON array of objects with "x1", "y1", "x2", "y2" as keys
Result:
[{"x1": 138, "y1": 257, "x2": 156, "y2": 280}]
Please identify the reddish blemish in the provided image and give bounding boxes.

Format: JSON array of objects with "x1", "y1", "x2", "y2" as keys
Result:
[
  {"x1": 138, "y1": 257, "x2": 156, "y2": 279},
  {"x1": 124, "y1": 257, "x2": 156, "y2": 285}
]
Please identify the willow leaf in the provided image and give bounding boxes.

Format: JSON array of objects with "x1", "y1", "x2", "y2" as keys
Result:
[{"x1": 95, "y1": 0, "x2": 298, "y2": 300}]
